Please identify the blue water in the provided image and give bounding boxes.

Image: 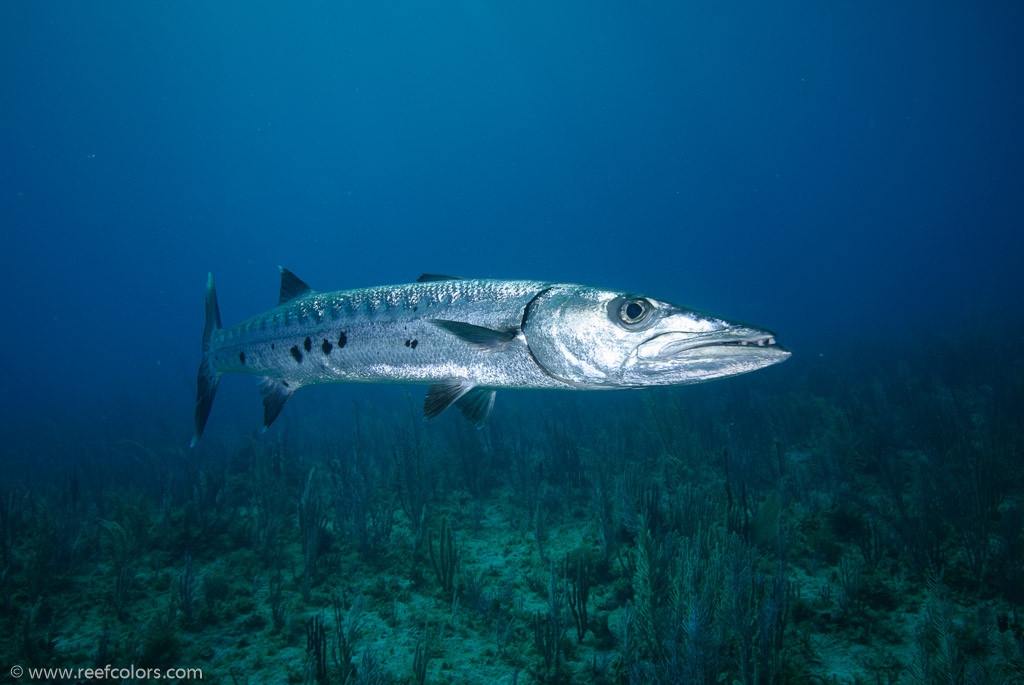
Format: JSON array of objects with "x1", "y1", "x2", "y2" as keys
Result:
[
  {"x1": 2, "y1": 3, "x2": 1022, "y2": 682},
  {"x1": 3, "y1": 2, "x2": 1021, "y2": 432}
]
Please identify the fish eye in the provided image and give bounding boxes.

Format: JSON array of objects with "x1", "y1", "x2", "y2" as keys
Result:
[{"x1": 619, "y1": 298, "x2": 651, "y2": 325}]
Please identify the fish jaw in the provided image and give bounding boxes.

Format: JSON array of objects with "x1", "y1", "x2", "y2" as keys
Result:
[{"x1": 622, "y1": 324, "x2": 791, "y2": 386}]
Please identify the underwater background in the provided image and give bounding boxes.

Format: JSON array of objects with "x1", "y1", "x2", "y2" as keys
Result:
[{"x1": 2, "y1": 1, "x2": 1023, "y2": 683}]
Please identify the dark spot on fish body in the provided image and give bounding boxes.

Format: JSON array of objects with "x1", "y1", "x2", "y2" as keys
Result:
[
  {"x1": 239, "y1": 351, "x2": 246, "y2": 365},
  {"x1": 271, "y1": 343, "x2": 275, "y2": 350},
  {"x1": 304, "y1": 337, "x2": 312, "y2": 352},
  {"x1": 322, "y1": 339, "x2": 333, "y2": 354},
  {"x1": 413, "y1": 305, "x2": 418, "y2": 312},
  {"x1": 404, "y1": 339, "x2": 410, "y2": 347},
  {"x1": 411, "y1": 339, "x2": 418, "y2": 349},
  {"x1": 338, "y1": 331, "x2": 347, "y2": 348},
  {"x1": 290, "y1": 346, "x2": 303, "y2": 362}
]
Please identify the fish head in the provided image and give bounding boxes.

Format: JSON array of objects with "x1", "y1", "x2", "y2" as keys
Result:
[{"x1": 522, "y1": 286, "x2": 790, "y2": 388}]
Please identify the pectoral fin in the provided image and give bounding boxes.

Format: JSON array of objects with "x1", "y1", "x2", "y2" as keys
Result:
[{"x1": 428, "y1": 319, "x2": 517, "y2": 351}]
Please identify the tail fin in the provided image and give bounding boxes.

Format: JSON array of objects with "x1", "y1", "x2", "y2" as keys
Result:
[{"x1": 192, "y1": 273, "x2": 222, "y2": 446}]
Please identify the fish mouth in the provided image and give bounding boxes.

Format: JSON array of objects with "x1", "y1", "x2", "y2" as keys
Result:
[{"x1": 636, "y1": 330, "x2": 790, "y2": 362}]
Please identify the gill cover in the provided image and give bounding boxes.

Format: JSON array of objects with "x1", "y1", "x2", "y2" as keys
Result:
[{"x1": 522, "y1": 286, "x2": 642, "y2": 387}]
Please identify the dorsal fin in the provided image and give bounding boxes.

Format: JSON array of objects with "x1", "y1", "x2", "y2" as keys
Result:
[
  {"x1": 417, "y1": 274, "x2": 463, "y2": 283},
  {"x1": 278, "y1": 267, "x2": 313, "y2": 305}
]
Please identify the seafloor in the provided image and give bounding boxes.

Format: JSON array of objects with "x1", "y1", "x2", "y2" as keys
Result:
[{"x1": 1, "y1": 336, "x2": 1022, "y2": 684}]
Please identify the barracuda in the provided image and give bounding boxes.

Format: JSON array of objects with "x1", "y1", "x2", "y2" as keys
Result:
[{"x1": 191, "y1": 269, "x2": 790, "y2": 444}]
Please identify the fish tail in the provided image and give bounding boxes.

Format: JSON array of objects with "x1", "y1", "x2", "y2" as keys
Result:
[{"x1": 192, "y1": 273, "x2": 222, "y2": 446}]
